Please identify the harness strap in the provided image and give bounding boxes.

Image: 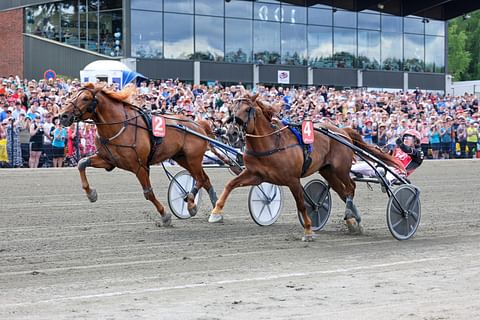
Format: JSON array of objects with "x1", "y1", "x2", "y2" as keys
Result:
[{"x1": 245, "y1": 143, "x2": 301, "y2": 157}]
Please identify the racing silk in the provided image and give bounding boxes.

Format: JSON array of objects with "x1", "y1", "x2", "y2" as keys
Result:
[{"x1": 393, "y1": 139, "x2": 424, "y2": 176}]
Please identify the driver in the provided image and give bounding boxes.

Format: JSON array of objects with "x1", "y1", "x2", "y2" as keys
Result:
[{"x1": 351, "y1": 129, "x2": 424, "y2": 184}]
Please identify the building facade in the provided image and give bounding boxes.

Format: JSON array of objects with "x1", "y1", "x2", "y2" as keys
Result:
[{"x1": 1, "y1": 0, "x2": 480, "y2": 90}]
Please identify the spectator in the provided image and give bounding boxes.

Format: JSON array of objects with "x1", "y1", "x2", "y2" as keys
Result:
[
  {"x1": 466, "y1": 120, "x2": 478, "y2": 158},
  {"x1": 29, "y1": 113, "x2": 44, "y2": 168},
  {"x1": 51, "y1": 117, "x2": 67, "y2": 167}
]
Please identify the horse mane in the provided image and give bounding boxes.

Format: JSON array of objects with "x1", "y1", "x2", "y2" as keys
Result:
[
  {"x1": 253, "y1": 95, "x2": 281, "y2": 122},
  {"x1": 86, "y1": 83, "x2": 137, "y2": 104}
]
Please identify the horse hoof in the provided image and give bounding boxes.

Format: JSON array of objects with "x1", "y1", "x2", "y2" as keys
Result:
[
  {"x1": 208, "y1": 214, "x2": 223, "y2": 223},
  {"x1": 87, "y1": 189, "x2": 97, "y2": 202},
  {"x1": 161, "y1": 213, "x2": 172, "y2": 227},
  {"x1": 345, "y1": 218, "x2": 358, "y2": 234},
  {"x1": 188, "y1": 205, "x2": 198, "y2": 217},
  {"x1": 302, "y1": 234, "x2": 314, "y2": 242}
]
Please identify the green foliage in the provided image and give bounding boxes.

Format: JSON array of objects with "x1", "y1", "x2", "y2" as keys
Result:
[{"x1": 448, "y1": 10, "x2": 480, "y2": 80}]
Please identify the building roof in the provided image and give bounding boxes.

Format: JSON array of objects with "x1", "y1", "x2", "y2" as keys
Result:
[{"x1": 283, "y1": 0, "x2": 480, "y2": 20}]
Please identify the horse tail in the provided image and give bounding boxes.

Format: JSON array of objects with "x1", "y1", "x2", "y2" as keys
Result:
[{"x1": 342, "y1": 128, "x2": 406, "y2": 173}]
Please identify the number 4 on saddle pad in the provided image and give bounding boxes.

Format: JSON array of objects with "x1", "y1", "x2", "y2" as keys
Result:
[
  {"x1": 152, "y1": 115, "x2": 166, "y2": 137},
  {"x1": 302, "y1": 120, "x2": 314, "y2": 144}
]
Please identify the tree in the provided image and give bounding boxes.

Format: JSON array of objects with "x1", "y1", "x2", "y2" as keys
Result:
[{"x1": 448, "y1": 22, "x2": 471, "y2": 80}]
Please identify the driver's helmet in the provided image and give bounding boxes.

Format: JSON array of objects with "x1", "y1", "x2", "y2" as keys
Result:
[{"x1": 402, "y1": 129, "x2": 421, "y2": 145}]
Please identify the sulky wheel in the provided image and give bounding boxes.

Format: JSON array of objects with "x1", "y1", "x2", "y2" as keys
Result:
[
  {"x1": 386, "y1": 184, "x2": 421, "y2": 240},
  {"x1": 298, "y1": 179, "x2": 332, "y2": 231},
  {"x1": 167, "y1": 170, "x2": 202, "y2": 219},
  {"x1": 248, "y1": 183, "x2": 284, "y2": 226}
]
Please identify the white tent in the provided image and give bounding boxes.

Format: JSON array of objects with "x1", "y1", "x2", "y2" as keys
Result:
[{"x1": 80, "y1": 60, "x2": 146, "y2": 88}]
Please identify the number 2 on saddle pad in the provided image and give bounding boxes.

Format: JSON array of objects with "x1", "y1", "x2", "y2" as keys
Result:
[
  {"x1": 302, "y1": 120, "x2": 314, "y2": 144},
  {"x1": 152, "y1": 115, "x2": 166, "y2": 137}
]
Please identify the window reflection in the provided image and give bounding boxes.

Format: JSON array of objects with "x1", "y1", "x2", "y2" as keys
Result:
[
  {"x1": 225, "y1": 0, "x2": 253, "y2": 19},
  {"x1": 334, "y1": 10, "x2": 356, "y2": 28},
  {"x1": 334, "y1": 27, "x2": 355, "y2": 68},
  {"x1": 164, "y1": 13, "x2": 193, "y2": 59},
  {"x1": 194, "y1": 16, "x2": 224, "y2": 61},
  {"x1": 358, "y1": 12, "x2": 380, "y2": 30},
  {"x1": 425, "y1": 35, "x2": 444, "y2": 72},
  {"x1": 404, "y1": 33, "x2": 424, "y2": 72},
  {"x1": 25, "y1": 4, "x2": 60, "y2": 41},
  {"x1": 131, "y1": 0, "x2": 162, "y2": 11},
  {"x1": 254, "y1": 20, "x2": 280, "y2": 64},
  {"x1": 404, "y1": 17, "x2": 424, "y2": 34},
  {"x1": 99, "y1": 10, "x2": 123, "y2": 56},
  {"x1": 131, "y1": 10, "x2": 162, "y2": 59},
  {"x1": 426, "y1": 20, "x2": 445, "y2": 36},
  {"x1": 381, "y1": 32, "x2": 402, "y2": 71},
  {"x1": 164, "y1": 0, "x2": 193, "y2": 14},
  {"x1": 225, "y1": 18, "x2": 252, "y2": 63},
  {"x1": 381, "y1": 15, "x2": 402, "y2": 32},
  {"x1": 281, "y1": 4, "x2": 306, "y2": 24},
  {"x1": 358, "y1": 30, "x2": 380, "y2": 69},
  {"x1": 281, "y1": 23, "x2": 306, "y2": 65},
  {"x1": 308, "y1": 25, "x2": 332, "y2": 67},
  {"x1": 254, "y1": 2, "x2": 281, "y2": 21},
  {"x1": 195, "y1": 0, "x2": 223, "y2": 16},
  {"x1": 308, "y1": 8, "x2": 332, "y2": 26}
]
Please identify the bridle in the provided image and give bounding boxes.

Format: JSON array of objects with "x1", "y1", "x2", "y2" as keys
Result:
[
  {"x1": 232, "y1": 97, "x2": 256, "y2": 133},
  {"x1": 67, "y1": 87, "x2": 98, "y2": 122}
]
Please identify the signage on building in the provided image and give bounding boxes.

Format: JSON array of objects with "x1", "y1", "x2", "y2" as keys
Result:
[
  {"x1": 43, "y1": 69, "x2": 57, "y2": 81},
  {"x1": 278, "y1": 70, "x2": 290, "y2": 84}
]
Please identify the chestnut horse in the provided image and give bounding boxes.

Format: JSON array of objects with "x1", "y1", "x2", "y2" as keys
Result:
[
  {"x1": 59, "y1": 83, "x2": 219, "y2": 227},
  {"x1": 209, "y1": 94, "x2": 404, "y2": 241}
]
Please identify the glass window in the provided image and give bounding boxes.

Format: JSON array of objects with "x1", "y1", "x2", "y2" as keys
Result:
[
  {"x1": 358, "y1": 12, "x2": 380, "y2": 30},
  {"x1": 308, "y1": 8, "x2": 332, "y2": 26},
  {"x1": 194, "y1": 16, "x2": 224, "y2": 61},
  {"x1": 87, "y1": 12, "x2": 99, "y2": 51},
  {"x1": 99, "y1": 0, "x2": 122, "y2": 11},
  {"x1": 333, "y1": 10, "x2": 356, "y2": 28},
  {"x1": 131, "y1": 10, "x2": 162, "y2": 59},
  {"x1": 99, "y1": 10, "x2": 123, "y2": 56},
  {"x1": 281, "y1": 23, "x2": 306, "y2": 65},
  {"x1": 225, "y1": 0, "x2": 253, "y2": 19},
  {"x1": 381, "y1": 32, "x2": 402, "y2": 71},
  {"x1": 333, "y1": 27, "x2": 356, "y2": 68},
  {"x1": 358, "y1": 30, "x2": 380, "y2": 69},
  {"x1": 131, "y1": 0, "x2": 162, "y2": 11},
  {"x1": 25, "y1": 4, "x2": 60, "y2": 41},
  {"x1": 254, "y1": 2, "x2": 281, "y2": 22},
  {"x1": 225, "y1": 18, "x2": 252, "y2": 63},
  {"x1": 307, "y1": 25, "x2": 332, "y2": 68},
  {"x1": 58, "y1": 1, "x2": 78, "y2": 45},
  {"x1": 425, "y1": 20, "x2": 445, "y2": 36},
  {"x1": 164, "y1": 13, "x2": 193, "y2": 59},
  {"x1": 425, "y1": 35, "x2": 444, "y2": 73},
  {"x1": 381, "y1": 15, "x2": 402, "y2": 33},
  {"x1": 404, "y1": 17, "x2": 424, "y2": 34},
  {"x1": 253, "y1": 20, "x2": 280, "y2": 64},
  {"x1": 281, "y1": 4, "x2": 306, "y2": 24},
  {"x1": 404, "y1": 33, "x2": 424, "y2": 72},
  {"x1": 195, "y1": 0, "x2": 223, "y2": 16},
  {"x1": 164, "y1": 0, "x2": 193, "y2": 14}
]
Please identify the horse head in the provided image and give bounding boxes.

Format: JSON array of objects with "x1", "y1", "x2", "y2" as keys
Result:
[
  {"x1": 232, "y1": 93, "x2": 283, "y2": 135},
  {"x1": 60, "y1": 83, "x2": 105, "y2": 127}
]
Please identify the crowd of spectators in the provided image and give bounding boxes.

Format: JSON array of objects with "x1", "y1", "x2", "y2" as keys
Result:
[{"x1": 1, "y1": 74, "x2": 479, "y2": 169}]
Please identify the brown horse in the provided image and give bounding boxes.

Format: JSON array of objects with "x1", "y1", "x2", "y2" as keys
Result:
[
  {"x1": 59, "y1": 83, "x2": 219, "y2": 226},
  {"x1": 209, "y1": 94, "x2": 404, "y2": 241}
]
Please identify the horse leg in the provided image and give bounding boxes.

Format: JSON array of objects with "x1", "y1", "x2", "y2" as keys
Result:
[
  {"x1": 78, "y1": 155, "x2": 114, "y2": 202},
  {"x1": 136, "y1": 166, "x2": 171, "y2": 227},
  {"x1": 287, "y1": 181, "x2": 314, "y2": 242},
  {"x1": 174, "y1": 158, "x2": 217, "y2": 217},
  {"x1": 209, "y1": 170, "x2": 262, "y2": 223},
  {"x1": 320, "y1": 168, "x2": 363, "y2": 234}
]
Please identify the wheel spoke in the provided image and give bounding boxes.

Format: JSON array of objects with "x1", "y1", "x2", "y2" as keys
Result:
[{"x1": 391, "y1": 218, "x2": 403, "y2": 229}]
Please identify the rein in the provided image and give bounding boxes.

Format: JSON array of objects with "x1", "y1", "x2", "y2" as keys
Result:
[{"x1": 245, "y1": 126, "x2": 288, "y2": 138}]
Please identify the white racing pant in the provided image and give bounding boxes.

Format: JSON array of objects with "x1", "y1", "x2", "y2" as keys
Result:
[{"x1": 351, "y1": 161, "x2": 400, "y2": 184}]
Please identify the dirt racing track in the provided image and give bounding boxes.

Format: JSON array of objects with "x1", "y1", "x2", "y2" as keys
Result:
[{"x1": 1, "y1": 160, "x2": 479, "y2": 320}]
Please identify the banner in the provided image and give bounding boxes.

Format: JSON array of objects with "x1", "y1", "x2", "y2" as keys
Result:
[{"x1": 278, "y1": 70, "x2": 290, "y2": 84}]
